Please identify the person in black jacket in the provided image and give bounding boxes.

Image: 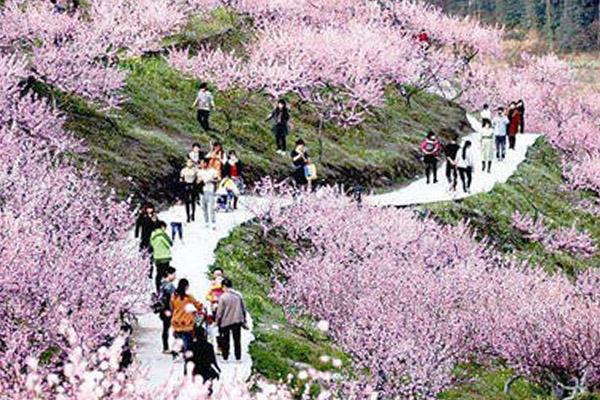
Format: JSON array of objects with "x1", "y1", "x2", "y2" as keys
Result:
[
  {"x1": 134, "y1": 203, "x2": 158, "y2": 252},
  {"x1": 266, "y1": 99, "x2": 290, "y2": 155},
  {"x1": 185, "y1": 324, "x2": 220, "y2": 388},
  {"x1": 291, "y1": 139, "x2": 309, "y2": 187},
  {"x1": 516, "y1": 99, "x2": 525, "y2": 133}
]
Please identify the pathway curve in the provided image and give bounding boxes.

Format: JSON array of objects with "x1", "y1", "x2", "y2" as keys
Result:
[
  {"x1": 134, "y1": 115, "x2": 541, "y2": 392},
  {"x1": 368, "y1": 114, "x2": 541, "y2": 207},
  {"x1": 134, "y1": 203, "x2": 256, "y2": 394}
]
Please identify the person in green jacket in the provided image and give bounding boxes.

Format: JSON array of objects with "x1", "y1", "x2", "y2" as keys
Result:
[{"x1": 150, "y1": 221, "x2": 173, "y2": 292}]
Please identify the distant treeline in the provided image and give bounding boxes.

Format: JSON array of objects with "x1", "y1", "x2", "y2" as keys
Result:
[{"x1": 428, "y1": 0, "x2": 600, "y2": 51}]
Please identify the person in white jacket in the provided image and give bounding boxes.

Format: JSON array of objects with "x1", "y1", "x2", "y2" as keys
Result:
[
  {"x1": 480, "y1": 119, "x2": 494, "y2": 173},
  {"x1": 457, "y1": 140, "x2": 474, "y2": 193}
]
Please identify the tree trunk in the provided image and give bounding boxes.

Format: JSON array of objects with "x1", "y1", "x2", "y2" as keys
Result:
[{"x1": 317, "y1": 116, "x2": 324, "y2": 162}]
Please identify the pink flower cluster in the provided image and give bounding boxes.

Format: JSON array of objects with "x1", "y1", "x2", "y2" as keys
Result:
[
  {"x1": 253, "y1": 189, "x2": 600, "y2": 398},
  {"x1": 0, "y1": 0, "x2": 198, "y2": 108},
  {"x1": 0, "y1": 51, "x2": 149, "y2": 394},
  {"x1": 512, "y1": 211, "x2": 597, "y2": 259},
  {"x1": 169, "y1": 0, "x2": 502, "y2": 126}
]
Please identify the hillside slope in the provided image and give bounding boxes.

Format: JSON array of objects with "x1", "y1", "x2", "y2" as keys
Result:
[{"x1": 52, "y1": 11, "x2": 469, "y2": 205}]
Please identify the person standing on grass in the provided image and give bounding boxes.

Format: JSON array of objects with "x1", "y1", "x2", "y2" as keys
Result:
[
  {"x1": 180, "y1": 159, "x2": 199, "y2": 223},
  {"x1": 216, "y1": 278, "x2": 247, "y2": 362},
  {"x1": 170, "y1": 279, "x2": 205, "y2": 359},
  {"x1": 517, "y1": 99, "x2": 525, "y2": 133},
  {"x1": 291, "y1": 139, "x2": 310, "y2": 187},
  {"x1": 267, "y1": 99, "x2": 290, "y2": 155},
  {"x1": 507, "y1": 101, "x2": 522, "y2": 150},
  {"x1": 197, "y1": 158, "x2": 219, "y2": 230},
  {"x1": 158, "y1": 267, "x2": 177, "y2": 354},
  {"x1": 192, "y1": 83, "x2": 215, "y2": 132},
  {"x1": 480, "y1": 103, "x2": 492, "y2": 126},
  {"x1": 420, "y1": 131, "x2": 442, "y2": 184},
  {"x1": 457, "y1": 140, "x2": 474, "y2": 193},
  {"x1": 150, "y1": 221, "x2": 173, "y2": 292},
  {"x1": 480, "y1": 119, "x2": 494, "y2": 173},
  {"x1": 493, "y1": 107, "x2": 509, "y2": 161},
  {"x1": 444, "y1": 134, "x2": 460, "y2": 191},
  {"x1": 135, "y1": 203, "x2": 158, "y2": 253}
]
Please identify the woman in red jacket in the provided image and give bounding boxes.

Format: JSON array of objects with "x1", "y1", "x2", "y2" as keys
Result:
[{"x1": 507, "y1": 101, "x2": 522, "y2": 150}]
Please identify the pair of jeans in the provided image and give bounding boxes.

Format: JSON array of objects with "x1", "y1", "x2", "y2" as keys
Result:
[
  {"x1": 174, "y1": 331, "x2": 193, "y2": 355},
  {"x1": 154, "y1": 262, "x2": 170, "y2": 293},
  {"x1": 458, "y1": 167, "x2": 472, "y2": 192},
  {"x1": 196, "y1": 109, "x2": 211, "y2": 131},
  {"x1": 170, "y1": 222, "x2": 183, "y2": 240},
  {"x1": 160, "y1": 313, "x2": 172, "y2": 351},
  {"x1": 183, "y1": 184, "x2": 197, "y2": 222},
  {"x1": 424, "y1": 155, "x2": 438, "y2": 183},
  {"x1": 220, "y1": 323, "x2": 242, "y2": 361},
  {"x1": 202, "y1": 191, "x2": 216, "y2": 224},
  {"x1": 495, "y1": 136, "x2": 507, "y2": 159},
  {"x1": 445, "y1": 162, "x2": 457, "y2": 190}
]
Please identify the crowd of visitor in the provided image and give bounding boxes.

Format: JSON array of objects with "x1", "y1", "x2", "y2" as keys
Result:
[{"x1": 420, "y1": 100, "x2": 526, "y2": 193}]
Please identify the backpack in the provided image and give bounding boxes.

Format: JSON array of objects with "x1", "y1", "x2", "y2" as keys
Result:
[{"x1": 151, "y1": 284, "x2": 171, "y2": 314}]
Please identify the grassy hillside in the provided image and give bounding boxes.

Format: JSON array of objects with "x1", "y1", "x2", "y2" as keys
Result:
[{"x1": 54, "y1": 10, "x2": 469, "y2": 206}]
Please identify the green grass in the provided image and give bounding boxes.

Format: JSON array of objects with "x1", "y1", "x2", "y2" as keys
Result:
[
  {"x1": 423, "y1": 139, "x2": 600, "y2": 275},
  {"x1": 210, "y1": 224, "x2": 349, "y2": 385}
]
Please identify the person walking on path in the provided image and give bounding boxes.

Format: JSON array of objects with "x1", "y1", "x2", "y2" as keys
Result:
[
  {"x1": 188, "y1": 143, "x2": 203, "y2": 166},
  {"x1": 157, "y1": 267, "x2": 177, "y2": 354},
  {"x1": 444, "y1": 134, "x2": 460, "y2": 191},
  {"x1": 197, "y1": 158, "x2": 219, "y2": 230},
  {"x1": 150, "y1": 221, "x2": 173, "y2": 292},
  {"x1": 170, "y1": 199, "x2": 185, "y2": 243},
  {"x1": 192, "y1": 83, "x2": 215, "y2": 132},
  {"x1": 216, "y1": 278, "x2": 247, "y2": 362},
  {"x1": 457, "y1": 140, "x2": 474, "y2": 193},
  {"x1": 420, "y1": 131, "x2": 442, "y2": 184},
  {"x1": 493, "y1": 107, "x2": 509, "y2": 161},
  {"x1": 135, "y1": 203, "x2": 158, "y2": 253},
  {"x1": 170, "y1": 279, "x2": 205, "y2": 358},
  {"x1": 180, "y1": 159, "x2": 199, "y2": 223},
  {"x1": 507, "y1": 102, "x2": 522, "y2": 150},
  {"x1": 517, "y1": 99, "x2": 525, "y2": 134},
  {"x1": 207, "y1": 142, "x2": 225, "y2": 180},
  {"x1": 480, "y1": 119, "x2": 494, "y2": 173},
  {"x1": 266, "y1": 99, "x2": 290, "y2": 155},
  {"x1": 291, "y1": 139, "x2": 310, "y2": 188},
  {"x1": 185, "y1": 324, "x2": 220, "y2": 387},
  {"x1": 480, "y1": 103, "x2": 492, "y2": 126}
]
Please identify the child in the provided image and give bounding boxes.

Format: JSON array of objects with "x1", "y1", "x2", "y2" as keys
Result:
[
  {"x1": 216, "y1": 175, "x2": 240, "y2": 212},
  {"x1": 170, "y1": 199, "x2": 185, "y2": 243}
]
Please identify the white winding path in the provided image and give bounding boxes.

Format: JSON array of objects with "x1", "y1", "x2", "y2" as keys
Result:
[
  {"x1": 134, "y1": 204, "x2": 256, "y2": 394},
  {"x1": 368, "y1": 115, "x2": 541, "y2": 207},
  {"x1": 134, "y1": 114, "x2": 541, "y2": 392}
]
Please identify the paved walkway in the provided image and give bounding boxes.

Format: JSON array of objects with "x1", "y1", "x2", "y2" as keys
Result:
[
  {"x1": 134, "y1": 203, "x2": 256, "y2": 395},
  {"x1": 368, "y1": 114, "x2": 541, "y2": 207}
]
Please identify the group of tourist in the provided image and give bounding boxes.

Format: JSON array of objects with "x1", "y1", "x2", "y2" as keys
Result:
[
  {"x1": 191, "y1": 84, "x2": 318, "y2": 189},
  {"x1": 420, "y1": 100, "x2": 525, "y2": 193},
  {"x1": 179, "y1": 142, "x2": 244, "y2": 230},
  {"x1": 134, "y1": 144, "x2": 250, "y2": 388}
]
